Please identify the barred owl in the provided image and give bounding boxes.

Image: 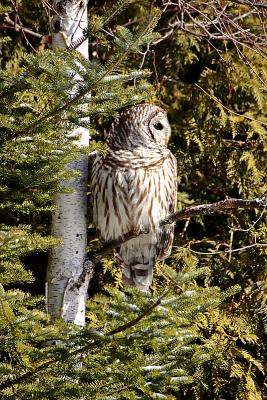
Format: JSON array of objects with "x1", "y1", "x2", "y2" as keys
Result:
[{"x1": 92, "y1": 104, "x2": 177, "y2": 292}]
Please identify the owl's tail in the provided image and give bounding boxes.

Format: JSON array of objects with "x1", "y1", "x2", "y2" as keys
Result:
[
  {"x1": 115, "y1": 242, "x2": 156, "y2": 292},
  {"x1": 121, "y1": 261, "x2": 154, "y2": 292}
]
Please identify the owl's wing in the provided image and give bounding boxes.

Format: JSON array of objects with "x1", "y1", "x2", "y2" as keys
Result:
[
  {"x1": 156, "y1": 153, "x2": 177, "y2": 260},
  {"x1": 92, "y1": 153, "x2": 135, "y2": 243}
]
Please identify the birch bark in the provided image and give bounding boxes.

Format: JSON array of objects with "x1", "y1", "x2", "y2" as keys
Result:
[{"x1": 46, "y1": 0, "x2": 90, "y2": 327}]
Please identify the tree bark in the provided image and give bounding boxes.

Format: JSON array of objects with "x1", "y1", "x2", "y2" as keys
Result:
[{"x1": 46, "y1": 0, "x2": 89, "y2": 326}]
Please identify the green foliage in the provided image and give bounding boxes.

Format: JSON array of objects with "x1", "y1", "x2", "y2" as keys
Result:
[
  {"x1": 0, "y1": 269, "x2": 246, "y2": 399},
  {"x1": 0, "y1": 0, "x2": 266, "y2": 399},
  {"x1": 0, "y1": 226, "x2": 59, "y2": 285},
  {"x1": 0, "y1": 263, "x2": 262, "y2": 399}
]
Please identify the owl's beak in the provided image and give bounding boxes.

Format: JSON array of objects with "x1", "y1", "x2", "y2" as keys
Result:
[{"x1": 164, "y1": 135, "x2": 171, "y2": 145}]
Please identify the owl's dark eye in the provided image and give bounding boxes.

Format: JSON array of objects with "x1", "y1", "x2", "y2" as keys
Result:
[{"x1": 154, "y1": 122, "x2": 163, "y2": 130}]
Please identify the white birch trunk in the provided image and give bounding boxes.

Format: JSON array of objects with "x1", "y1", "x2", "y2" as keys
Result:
[{"x1": 46, "y1": 0, "x2": 90, "y2": 327}]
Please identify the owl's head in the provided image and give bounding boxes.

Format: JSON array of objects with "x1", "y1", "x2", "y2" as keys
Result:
[{"x1": 108, "y1": 104, "x2": 171, "y2": 150}]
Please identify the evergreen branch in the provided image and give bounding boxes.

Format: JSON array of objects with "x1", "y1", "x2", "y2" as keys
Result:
[
  {"x1": 107, "y1": 288, "x2": 170, "y2": 335},
  {"x1": 106, "y1": 384, "x2": 134, "y2": 396},
  {"x1": 0, "y1": 289, "x2": 170, "y2": 391},
  {"x1": 195, "y1": 83, "x2": 267, "y2": 127},
  {"x1": 0, "y1": 4, "x2": 151, "y2": 99},
  {"x1": 0, "y1": 71, "x2": 30, "y2": 97},
  {"x1": 101, "y1": 0, "x2": 135, "y2": 28},
  {"x1": 18, "y1": 14, "x2": 160, "y2": 135}
]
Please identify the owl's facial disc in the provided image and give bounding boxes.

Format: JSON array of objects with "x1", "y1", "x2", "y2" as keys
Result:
[{"x1": 148, "y1": 113, "x2": 171, "y2": 146}]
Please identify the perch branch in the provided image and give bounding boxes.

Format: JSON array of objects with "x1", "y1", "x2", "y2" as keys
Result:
[
  {"x1": 159, "y1": 198, "x2": 266, "y2": 226},
  {"x1": 74, "y1": 197, "x2": 266, "y2": 292},
  {"x1": 88, "y1": 197, "x2": 266, "y2": 263}
]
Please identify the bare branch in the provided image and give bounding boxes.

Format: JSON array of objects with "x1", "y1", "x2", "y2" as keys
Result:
[
  {"x1": 228, "y1": 0, "x2": 267, "y2": 9},
  {"x1": 188, "y1": 241, "x2": 267, "y2": 256},
  {"x1": 157, "y1": 0, "x2": 267, "y2": 65},
  {"x1": 85, "y1": 197, "x2": 266, "y2": 269},
  {"x1": 1, "y1": 14, "x2": 42, "y2": 39},
  {"x1": 160, "y1": 198, "x2": 266, "y2": 226}
]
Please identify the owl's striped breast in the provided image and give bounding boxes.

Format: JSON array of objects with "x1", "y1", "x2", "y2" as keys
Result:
[{"x1": 92, "y1": 149, "x2": 176, "y2": 244}]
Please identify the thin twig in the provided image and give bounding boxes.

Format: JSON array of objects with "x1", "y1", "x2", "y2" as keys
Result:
[
  {"x1": 189, "y1": 241, "x2": 267, "y2": 255},
  {"x1": 155, "y1": 0, "x2": 267, "y2": 63},
  {"x1": 228, "y1": 0, "x2": 267, "y2": 9},
  {"x1": 194, "y1": 83, "x2": 267, "y2": 127}
]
